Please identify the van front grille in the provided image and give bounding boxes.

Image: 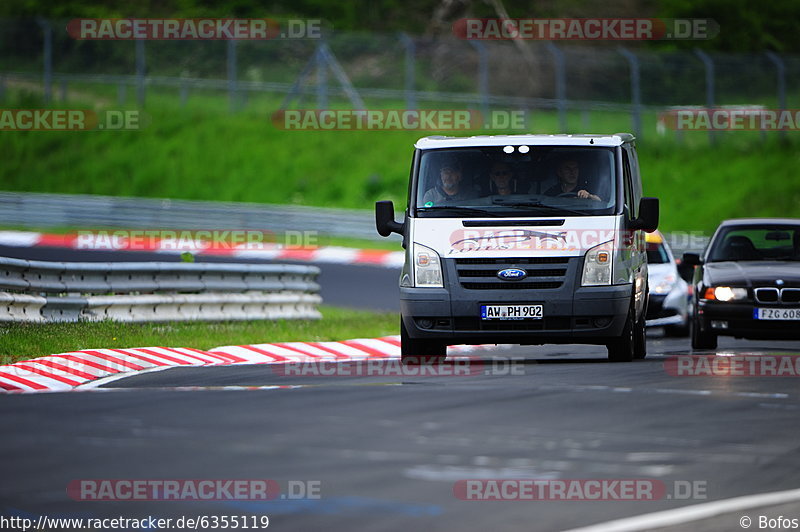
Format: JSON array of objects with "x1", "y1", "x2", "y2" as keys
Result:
[
  {"x1": 461, "y1": 281, "x2": 562, "y2": 290},
  {"x1": 455, "y1": 257, "x2": 569, "y2": 265},
  {"x1": 453, "y1": 257, "x2": 571, "y2": 290}
]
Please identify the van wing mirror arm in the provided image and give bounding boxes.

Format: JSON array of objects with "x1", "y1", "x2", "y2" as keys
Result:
[
  {"x1": 375, "y1": 200, "x2": 406, "y2": 238},
  {"x1": 631, "y1": 197, "x2": 659, "y2": 233}
]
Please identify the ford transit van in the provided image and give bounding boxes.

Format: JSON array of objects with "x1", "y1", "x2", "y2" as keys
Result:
[{"x1": 376, "y1": 134, "x2": 659, "y2": 362}]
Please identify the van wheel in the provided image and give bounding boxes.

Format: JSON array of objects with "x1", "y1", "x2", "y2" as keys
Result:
[
  {"x1": 633, "y1": 290, "x2": 647, "y2": 360},
  {"x1": 633, "y1": 312, "x2": 647, "y2": 360},
  {"x1": 607, "y1": 307, "x2": 635, "y2": 362},
  {"x1": 401, "y1": 319, "x2": 446, "y2": 365},
  {"x1": 691, "y1": 319, "x2": 717, "y2": 350}
]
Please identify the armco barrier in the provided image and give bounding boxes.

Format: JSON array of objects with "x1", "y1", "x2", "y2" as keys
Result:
[{"x1": 0, "y1": 257, "x2": 321, "y2": 323}]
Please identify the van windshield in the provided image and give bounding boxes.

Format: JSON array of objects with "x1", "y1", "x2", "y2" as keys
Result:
[{"x1": 415, "y1": 146, "x2": 617, "y2": 217}]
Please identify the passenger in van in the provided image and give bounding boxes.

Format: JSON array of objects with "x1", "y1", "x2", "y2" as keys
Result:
[
  {"x1": 422, "y1": 159, "x2": 475, "y2": 204},
  {"x1": 542, "y1": 159, "x2": 602, "y2": 202},
  {"x1": 487, "y1": 161, "x2": 515, "y2": 196}
]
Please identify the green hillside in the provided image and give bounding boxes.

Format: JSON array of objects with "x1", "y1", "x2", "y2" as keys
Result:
[{"x1": 2, "y1": 88, "x2": 799, "y2": 234}]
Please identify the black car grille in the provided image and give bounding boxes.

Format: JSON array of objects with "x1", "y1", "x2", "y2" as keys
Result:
[
  {"x1": 454, "y1": 257, "x2": 570, "y2": 290},
  {"x1": 754, "y1": 287, "x2": 800, "y2": 305},
  {"x1": 784, "y1": 289, "x2": 800, "y2": 303}
]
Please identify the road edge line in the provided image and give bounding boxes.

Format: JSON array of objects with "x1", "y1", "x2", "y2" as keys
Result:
[{"x1": 562, "y1": 487, "x2": 800, "y2": 532}]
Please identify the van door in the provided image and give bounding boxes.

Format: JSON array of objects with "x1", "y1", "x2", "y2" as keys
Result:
[{"x1": 622, "y1": 145, "x2": 648, "y2": 318}]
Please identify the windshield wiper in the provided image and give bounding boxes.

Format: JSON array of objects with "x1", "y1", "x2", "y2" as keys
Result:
[
  {"x1": 490, "y1": 199, "x2": 587, "y2": 216},
  {"x1": 417, "y1": 206, "x2": 502, "y2": 217}
]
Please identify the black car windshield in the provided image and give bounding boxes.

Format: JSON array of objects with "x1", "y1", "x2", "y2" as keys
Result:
[
  {"x1": 646, "y1": 242, "x2": 671, "y2": 264},
  {"x1": 415, "y1": 146, "x2": 617, "y2": 217},
  {"x1": 708, "y1": 225, "x2": 800, "y2": 262}
]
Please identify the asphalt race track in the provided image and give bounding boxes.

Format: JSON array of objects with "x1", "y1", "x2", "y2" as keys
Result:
[{"x1": 2, "y1": 244, "x2": 800, "y2": 531}]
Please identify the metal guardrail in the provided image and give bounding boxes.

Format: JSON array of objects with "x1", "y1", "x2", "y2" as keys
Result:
[
  {"x1": 0, "y1": 191, "x2": 712, "y2": 259},
  {"x1": 0, "y1": 256, "x2": 322, "y2": 322},
  {"x1": 0, "y1": 192, "x2": 709, "y2": 253},
  {"x1": 0, "y1": 191, "x2": 382, "y2": 241}
]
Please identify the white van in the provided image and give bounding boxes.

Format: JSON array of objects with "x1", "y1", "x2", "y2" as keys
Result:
[{"x1": 376, "y1": 134, "x2": 659, "y2": 362}]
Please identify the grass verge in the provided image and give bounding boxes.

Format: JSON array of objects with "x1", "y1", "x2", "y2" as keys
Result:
[{"x1": 0, "y1": 305, "x2": 398, "y2": 365}]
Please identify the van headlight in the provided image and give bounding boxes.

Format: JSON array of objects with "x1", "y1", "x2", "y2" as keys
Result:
[
  {"x1": 581, "y1": 240, "x2": 613, "y2": 286},
  {"x1": 413, "y1": 243, "x2": 443, "y2": 288}
]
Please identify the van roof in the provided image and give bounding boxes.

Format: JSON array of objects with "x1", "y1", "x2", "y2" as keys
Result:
[{"x1": 415, "y1": 133, "x2": 633, "y2": 150}]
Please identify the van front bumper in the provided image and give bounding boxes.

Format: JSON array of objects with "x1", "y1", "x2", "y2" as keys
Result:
[{"x1": 400, "y1": 284, "x2": 632, "y2": 345}]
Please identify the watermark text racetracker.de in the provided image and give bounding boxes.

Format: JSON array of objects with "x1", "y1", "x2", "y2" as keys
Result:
[
  {"x1": 67, "y1": 479, "x2": 321, "y2": 501},
  {"x1": 67, "y1": 18, "x2": 324, "y2": 40},
  {"x1": 453, "y1": 18, "x2": 718, "y2": 41},
  {"x1": 271, "y1": 109, "x2": 526, "y2": 130},
  {"x1": 666, "y1": 355, "x2": 800, "y2": 377},
  {"x1": 0, "y1": 110, "x2": 145, "y2": 131},
  {"x1": 445, "y1": 228, "x2": 709, "y2": 255},
  {"x1": 454, "y1": 479, "x2": 708, "y2": 501},
  {"x1": 273, "y1": 359, "x2": 526, "y2": 378},
  {"x1": 660, "y1": 108, "x2": 800, "y2": 131},
  {"x1": 71, "y1": 229, "x2": 320, "y2": 252}
]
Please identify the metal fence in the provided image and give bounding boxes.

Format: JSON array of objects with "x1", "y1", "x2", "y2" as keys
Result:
[
  {"x1": 1, "y1": 20, "x2": 798, "y2": 138},
  {"x1": 0, "y1": 256, "x2": 322, "y2": 322}
]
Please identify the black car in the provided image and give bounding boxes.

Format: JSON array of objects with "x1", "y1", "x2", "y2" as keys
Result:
[{"x1": 683, "y1": 218, "x2": 800, "y2": 350}]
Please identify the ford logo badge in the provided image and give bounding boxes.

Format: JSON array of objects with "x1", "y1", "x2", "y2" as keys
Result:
[{"x1": 497, "y1": 268, "x2": 527, "y2": 281}]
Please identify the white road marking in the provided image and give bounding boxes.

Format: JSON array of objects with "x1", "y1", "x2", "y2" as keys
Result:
[
  {"x1": 78, "y1": 365, "x2": 174, "y2": 389},
  {"x1": 403, "y1": 464, "x2": 560, "y2": 482},
  {"x1": 562, "y1": 487, "x2": 800, "y2": 532}
]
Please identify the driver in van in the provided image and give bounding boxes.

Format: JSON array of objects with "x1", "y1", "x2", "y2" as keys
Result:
[
  {"x1": 487, "y1": 161, "x2": 515, "y2": 196},
  {"x1": 422, "y1": 159, "x2": 474, "y2": 204},
  {"x1": 543, "y1": 159, "x2": 602, "y2": 201}
]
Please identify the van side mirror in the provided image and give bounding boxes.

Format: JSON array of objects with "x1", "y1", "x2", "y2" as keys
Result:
[
  {"x1": 631, "y1": 197, "x2": 659, "y2": 233},
  {"x1": 682, "y1": 252, "x2": 702, "y2": 266},
  {"x1": 375, "y1": 200, "x2": 405, "y2": 237}
]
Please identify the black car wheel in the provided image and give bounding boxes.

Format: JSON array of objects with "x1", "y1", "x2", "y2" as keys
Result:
[
  {"x1": 401, "y1": 318, "x2": 447, "y2": 364},
  {"x1": 691, "y1": 318, "x2": 717, "y2": 350}
]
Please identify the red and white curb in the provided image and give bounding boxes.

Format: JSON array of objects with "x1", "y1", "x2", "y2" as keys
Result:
[
  {"x1": 0, "y1": 336, "x2": 498, "y2": 393},
  {"x1": 0, "y1": 231, "x2": 404, "y2": 268}
]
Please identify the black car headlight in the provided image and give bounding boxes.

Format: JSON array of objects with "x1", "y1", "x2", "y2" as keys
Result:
[{"x1": 701, "y1": 286, "x2": 748, "y2": 302}]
